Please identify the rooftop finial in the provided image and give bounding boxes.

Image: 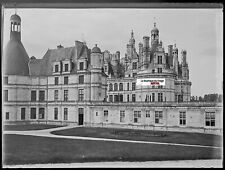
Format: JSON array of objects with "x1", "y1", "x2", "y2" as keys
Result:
[
  {"x1": 153, "y1": 17, "x2": 156, "y2": 27},
  {"x1": 131, "y1": 29, "x2": 134, "y2": 38},
  {"x1": 14, "y1": 3, "x2": 17, "y2": 14},
  {"x1": 95, "y1": 44, "x2": 97, "y2": 47}
]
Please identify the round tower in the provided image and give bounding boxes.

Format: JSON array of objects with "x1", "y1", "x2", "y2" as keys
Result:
[{"x1": 4, "y1": 13, "x2": 29, "y2": 76}]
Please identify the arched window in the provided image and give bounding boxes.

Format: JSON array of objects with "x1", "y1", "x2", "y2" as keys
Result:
[
  {"x1": 114, "y1": 83, "x2": 118, "y2": 91},
  {"x1": 119, "y1": 83, "x2": 123, "y2": 91},
  {"x1": 109, "y1": 83, "x2": 113, "y2": 91}
]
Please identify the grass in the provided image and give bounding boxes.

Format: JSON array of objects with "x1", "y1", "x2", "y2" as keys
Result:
[
  {"x1": 51, "y1": 127, "x2": 222, "y2": 147},
  {"x1": 3, "y1": 124, "x2": 63, "y2": 131},
  {"x1": 3, "y1": 134, "x2": 222, "y2": 165}
]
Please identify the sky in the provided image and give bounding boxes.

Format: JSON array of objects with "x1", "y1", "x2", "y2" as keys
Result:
[{"x1": 2, "y1": 8, "x2": 223, "y2": 96}]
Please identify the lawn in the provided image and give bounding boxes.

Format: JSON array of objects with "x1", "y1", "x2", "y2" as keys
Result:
[
  {"x1": 51, "y1": 127, "x2": 222, "y2": 147},
  {"x1": 3, "y1": 124, "x2": 63, "y2": 131},
  {"x1": 3, "y1": 134, "x2": 222, "y2": 165}
]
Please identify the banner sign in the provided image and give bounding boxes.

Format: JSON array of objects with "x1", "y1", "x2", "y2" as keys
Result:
[{"x1": 136, "y1": 78, "x2": 165, "y2": 86}]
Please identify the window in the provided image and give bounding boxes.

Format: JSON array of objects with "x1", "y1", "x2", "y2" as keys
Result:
[
  {"x1": 4, "y1": 90, "x2": 8, "y2": 101},
  {"x1": 4, "y1": 77, "x2": 8, "y2": 84},
  {"x1": 127, "y1": 83, "x2": 129, "y2": 91},
  {"x1": 39, "y1": 91, "x2": 45, "y2": 101},
  {"x1": 78, "y1": 89, "x2": 84, "y2": 101},
  {"x1": 79, "y1": 75, "x2": 84, "y2": 84},
  {"x1": 114, "y1": 95, "x2": 119, "y2": 102},
  {"x1": 152, "y1": 69, "x2": 155, "y2": 73},
  {"x1": 6, "y1": 112, "x2": 9, "y2": 120},
  {"x1": 65, "y1": 64, "x2": 69, "y2": 72},
  {"x1": 109, "y1": 95, "x2": 113, "y2": 102},
  {"x1": 109, "y1": 83, "x2": 113, "y2": 91},
  {"x1": 21, "y1": 108, "x2": 26, "y2": 120},
  {"x1": 119, "y1": 94, "x2": 123, "y2": 102},
  {"x1": 64, "y1": 76, "x2": 69, "y2": 84},
  {"x1": 179, "y1": 111, "x2": 186, "y2": 125},
  {"x1": 158, "y1": 85, "x2": 163, "y2": 89},
  {"x1": 79, "y1": 62, "x2": 84, "y2": 70},
  {"x1": 158, "y1": 93, "x2": 163, "y2": 102},
  {"x1": 152, "y1": 93, "x2": 155, "y2": 102},
  {"x1": 146, "y1": 110, "x2": 150, "y2": 117},
  {"x1": 64, "y1": 108, "x2": 68, "y2": 120},
  {"x1": 30, "y1": 108, "x2": 36, "y2": 119},
  {"x1": 134, "y1": 111, "x2": 141, "y2": 123},
  {"x1": 127, "y1": 94, "x2": 129, "y2": 102},
  {"x1": 120, "y1": 110, "x2": 125, "y2": 123},
  {"x1": 155, "y1": 111, "x2": 163, "y2": 124},
  {"x1": 39, "y1": 108, "x2": 45, "y2": 119},
  {"x1": 54, "y1": 90, "x2": 59, "y2": 101},
  {"x1": 157, "y1": 68, "x2": 162, "y2": 73},
  {"x1": 119, "y1": 83, "x2": 123, "y2": 91},
  {"x1": 132, "y1": 82, "x2": 136, "y2": 91},
  {"x1": 55, "y1": 65, "x2": 59, "y2": 72},
  {"x1": 133, "y1": 73, "x2": 137, "y2": 77},
  {"x1": 178, "y1": 95, "x2": 183, "y2": 102},
  {"x1": 205, "y1": 112, "x2": 215, "y2": 127},
  {"x1": 96, "y1": 112, "x2": 98, "y2": 116},
  {"x1": 55, "y1": 77, "x2": 59, "y2": 85},
  {"x1": 54, "y1": 108, "x2": 58, "y2": 120},
  {"x1": 132, "y1": 94, "x2": 136, "y2": 102},
  {"x1": 104, "y1": 66, "x2": 107, "y2": 73},
  {"x1": 158, "y1": 56, "x2": 162, "y2": 64},
  {"x1": 114, "y1": 83, "x2": 118, "y2": 91},
  {"x1": 31, "y1": 90, "x2": 36, "y2": 101},
  {"x1": 64, "y1": 90, "x2": 68, "y2": 101},
  {"x1": 132, "y1": 62, "x2": 137, "y2": 69},
  {"x1": 103, "y1": 110, "x2": 108, "y2": 122}
]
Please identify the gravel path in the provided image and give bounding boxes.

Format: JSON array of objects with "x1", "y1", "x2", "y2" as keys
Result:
[{"x1": 3, "y1": 125, "x2": 221, "y2": 149}]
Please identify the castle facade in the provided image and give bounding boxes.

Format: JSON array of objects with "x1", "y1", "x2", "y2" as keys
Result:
[{"x1": 3, "y1": 14, "x2": 222, "y2": 134}]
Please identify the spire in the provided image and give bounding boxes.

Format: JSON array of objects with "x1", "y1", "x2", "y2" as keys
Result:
[
  {"x1": 153, "y1": 17, "x2": 156, "y2": 27},
  {"x1": 131, "y1": 29, "x2": 134, "y2": 38},
  {"x1": 14, "y1": 3, "x2": 17, "y2": 14}
]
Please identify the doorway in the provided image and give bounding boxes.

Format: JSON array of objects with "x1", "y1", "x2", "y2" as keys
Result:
[{"x1": 78, "y1": 108, "x2": 84, "y2": 125}]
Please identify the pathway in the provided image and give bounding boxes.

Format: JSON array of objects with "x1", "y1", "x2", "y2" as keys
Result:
[{"x1": 3, "y1": 125, "x2": 221, "y2": 149}]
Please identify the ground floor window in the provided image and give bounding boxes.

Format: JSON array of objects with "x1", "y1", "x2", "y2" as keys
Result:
[
  {"x1": 179, "y1": 111, "x2": 186, "y2": 125},
  {"x1": 103, "y1": 110, "x2": 108, "y2": 122},
  {"x1": 6, "y1": 112, "x2": 9, "y2": 120},
  {"x1": 155, "y1": 111, "x2": 163, "y2": 124},
  {"x1": 134, "y1": 111, "x2": 141, "y2": 123},
  {"x1": 205, "y1": 112, "x2": 215, "y2": 127},
  {"x1": 30, "y1": 108, "x2": 36, "y2": 119},
  {"x1": 21, "y1": 108, "x2": 26, "y2": 120},
  {"x1": 64, "y1": 108, "x2": 68, "y2": 120},
  {"x1": 54, "y1": 108, "x2": 58, "y2": 120},
  {"x1": 120, "y1": 110, "x2": 125, "y2": 122},
  {"x1": 39, "y1": 108, "x2": 45, "y2": 119}
]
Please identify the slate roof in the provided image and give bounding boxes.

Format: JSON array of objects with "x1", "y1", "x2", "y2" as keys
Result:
[{"x1": 29, "y1": 41, "x2": 90, "y2": 76}]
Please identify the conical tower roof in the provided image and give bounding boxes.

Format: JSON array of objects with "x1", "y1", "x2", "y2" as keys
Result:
[{"x1": 4, "y1": 13, "x2": 30, "y2": 76}]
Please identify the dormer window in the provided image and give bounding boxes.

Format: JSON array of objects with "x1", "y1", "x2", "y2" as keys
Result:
[
  {"x1": 55, "y1": 65, "x2": 59, "y2": 72},
  {"x1": 158, "y1": 56, "x2": 162, "y2": 64},
  {"x1": 65, "y1": 64, "x2": 69, "y2": 72},
  {"x1": 80, "y1": 62, "x2": 84, "y2": 70},
  {"x1": 132, "y1": 62, "x2": 137, "y2": 69}
]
